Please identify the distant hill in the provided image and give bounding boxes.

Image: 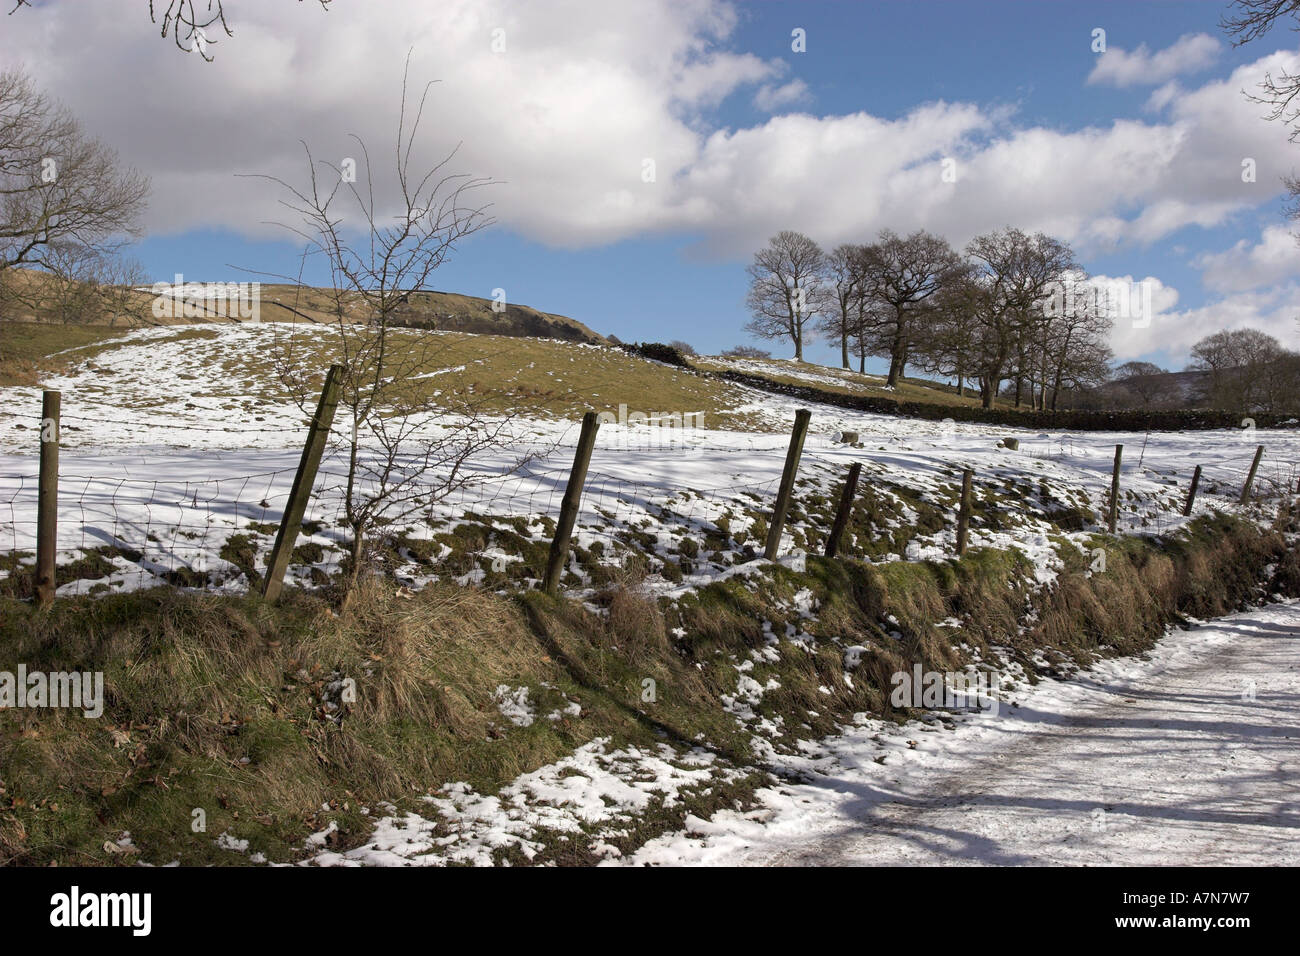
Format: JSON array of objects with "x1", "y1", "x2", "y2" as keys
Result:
[
  {"x1": 1083, "y1": 368, "x2": 1209, "y2": 409},
  {"x1": 256, "y1": 284, "x2": 605, "y2": 344},
  {"x1": 0, "y1": 268, "x2": 606, "y2": 345}
]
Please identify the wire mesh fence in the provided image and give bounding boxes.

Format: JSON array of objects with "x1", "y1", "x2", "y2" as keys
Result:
[{"x1": 1, "y1": 393, "x2": 1295, "y2": 602}]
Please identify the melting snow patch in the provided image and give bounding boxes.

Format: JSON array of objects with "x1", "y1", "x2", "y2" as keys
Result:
[
  {"x1": 493, "y1": 685, "x2": 536, "y2": 727},
  {"x1": 309, "y1": 738, "x2": 739, "y2": 866}
]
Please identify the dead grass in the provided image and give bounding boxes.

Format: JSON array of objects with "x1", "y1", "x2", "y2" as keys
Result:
[
  {"x1": 0, "y1": 321, "x2": 134, "y2": 387},
  {"x1": 693, "y1": 354, "x2": 1006, "y2": 410},
  {"x1": 0, "y1": 511, "x2": 1292, "y2": 866}
]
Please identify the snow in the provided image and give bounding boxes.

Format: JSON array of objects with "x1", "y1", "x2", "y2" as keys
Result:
[
  {"x1": 310, "y1": 739, "x2": 742, "y2": 866},
  {"x1": 296, "y1": 600, "x2": 1300, "y2": 867},
  {"x1": 628, "y1": 601, "x2": 1300, "y2": 866},
  {"x1": 1, "y1": 325, "x2": 1294, "y2": 597},
  {"x1": 3, "y1": 325, "x2": 1297, "y2": 865},
  {"x1": 697, "y1": 355, "x2": 890, "y2": 392},
  {"x1": 493, "y1": 685, "x2": 535, "y2": 727}
]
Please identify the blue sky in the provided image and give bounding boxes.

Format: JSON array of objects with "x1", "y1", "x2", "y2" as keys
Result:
[{"x1": 6, "y1": 0, "x2": 1300, "y2": 372}]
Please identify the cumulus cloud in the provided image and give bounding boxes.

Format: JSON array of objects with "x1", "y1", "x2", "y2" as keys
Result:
[
  {"x1": 754, "y1": 78, "x2": 811, "y2": 112},
  {"x1": 1110, "y1": 274, "x2": 1300, "y2": 363},
  {"x1": 1087, "y1": 32, "x2": 1220, "y2": 88},
  {"x1": 674, "y1": 50, "x2": 1297, "y2": 257},
  {"x1": 0, "y1": 2, "x2": 1294, "y2": 264},
  {"x1": 1195, "y1": 224, "x2": 1300, "y2": 293}
]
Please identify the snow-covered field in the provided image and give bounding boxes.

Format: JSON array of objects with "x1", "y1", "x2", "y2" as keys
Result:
[
  {"x1": 1, "y1": 324, "x2": 1297, "y2": 597},
  {"x1": 10, "y1": 324, "x2": 1294, "y2": 868}
]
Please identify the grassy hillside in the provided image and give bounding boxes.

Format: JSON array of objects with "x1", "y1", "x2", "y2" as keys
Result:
[
  {"x1": 0, "y1": 322, "x2": 135, "y2": 387},
  {"x1": 255, "y1": 283, "x2": 605, "y2": 344},
  {"x1": 2, "y1": 266, "x2": 1015, "y2": 417},
  {"x1": 693, "y1": 354, "x2": 1005, "y2": 410},
  {"x1": 0, "y1": 321, "x2": 770, "y2": 430},
  {"x1": 0, "y1": 267, "x2": 605, "y2": 342}
]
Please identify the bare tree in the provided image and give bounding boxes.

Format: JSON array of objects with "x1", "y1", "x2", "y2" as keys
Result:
[
  {"x1": 856, "y1": 229, "x2": 963, "y2": 387},
  {"x1": 818, "y1": 243, "x2": 865, "y2": 370},
  {"x1": 19, "y1": 242, "x2": 99, "y2": 324},
  {"x1": 0, "y1": 241, "x2": 152, "y2": 326},
  {"x1": 910, "y1": 262, "x2": 980, "y2": 397},
  {"x1": 1112, "y1": 361, "x2": 1179, "y2": 408},
  {"x1": 249, "y1": 59, "x2": 531, "y2": 592},
  {"x1": 1027, "y1": 272, "x2": 1113, "y2": 411},
  {"x1": 95, "y1": 254, "x2": 154, "y2": 327},
  {"x1": 0, "y1": 69, "x2": 149, "y2": 285},
  {"x1": 1189, "y1": 327, "x2": 1296, "y2": 411},
  {"x1": 964, "y1": 228, "x2": 1077, "y2": 409},
  {"x1": 1221, "y1": 1, "x2": 1300, "y2": 140},
  {"x1": 1040, "y1": 321, "x2": 1112, "y2": 411},
  {"x1": 743, "y1": 230, "x2": 827, "y2": 362}
]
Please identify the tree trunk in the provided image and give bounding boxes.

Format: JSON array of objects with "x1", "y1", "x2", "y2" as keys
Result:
[
  {"x1": 348, "y1": 526, "x2": 365, "y2": 591},
  {"x1": 981, "y1": 371, "x2": 1002, "y2": 409}
]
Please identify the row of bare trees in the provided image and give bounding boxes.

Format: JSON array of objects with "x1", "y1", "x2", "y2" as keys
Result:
[
  {"x1": 1189, "y1": 328, "x2": 1300, "y2": 412},
  {"x1": 743, "y1": 228, "x2": 1113, "y2": 409},
  {"x1": 1075, "y1": 329, "x2": 1300, "y2": 413}
]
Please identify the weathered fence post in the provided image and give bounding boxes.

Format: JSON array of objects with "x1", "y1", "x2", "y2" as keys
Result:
[
  {"x1": 263, "y1": 364, "x2": 343, "y2": 602},
  {"x1": 1107, "y1": 444, "x2": 1123, "y2": 534},
  {"x1": 1239, "y1": 444, "x2": 1265, "y2": 505},
  {"x1": 1183, "y1": 464, "x2": 1202, "y2": 517},
  {"x1": 543, "y1": 411, "x2": 600, "y2": 595},
  {"x1": 765, "y1": 408, "x2": 811, "y2": 561},
  {"x1": 824, "y1": 461, "x2": 862, "y2": 558},
  {"x1": 956, "y1": 468, "x2": 973, "y2": 556},
  {"x1": 35, "y1": 390, "x2": 60, "y2": 608}
]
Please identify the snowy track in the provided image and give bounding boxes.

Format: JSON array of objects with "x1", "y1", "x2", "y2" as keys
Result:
[{"x1": 633, "y1": 602, "x2": 1300, "y2": 866}]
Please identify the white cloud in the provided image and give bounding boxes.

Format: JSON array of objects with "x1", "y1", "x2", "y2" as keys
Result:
[
  {"x1": 754, "y1": 78, "x2": 811, "y2": 113},
  {"x1": 1087, "y1": 33, "x2": 1220, "y2": 88},
  {"x1": 1195, "y1": 224, "x2": 1300, "y2": 293},
  {"x1": 1109, "y1": 274, "x2": 1300, "y2": 363},
  {"x1": 0, "y1": 2, "x2": 1294, "y2": 264}
]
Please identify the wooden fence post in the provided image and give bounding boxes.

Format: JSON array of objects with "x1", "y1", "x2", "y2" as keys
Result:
[
  {"x1": 956, "y1": 468, "x2": 973, "y2": 556},
  {"x1": 263, "y1": 364, "x2": 343, "y2": 602},
  {"x1": 765, "y1": 408, "x2": 811, "y2": 561},
  {"x1": 35, "y1": 390, "x2": 60, "y2": 608},
  {"x1": 1183, "y1": 464, "x2": 1202, "y2": 517},
  {"x1": 1108, "y1": 444, "x2": 1123, "y2": 534},
  {"x1": 1239, "y1": 444, "x2": 1265, "y2": 505},
  {"x1": 824, "y1": 461, "x2": 861, "y2": 558},
  {"x1": 543, "y1": 411, "x2": 601, "y2": 595}
]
